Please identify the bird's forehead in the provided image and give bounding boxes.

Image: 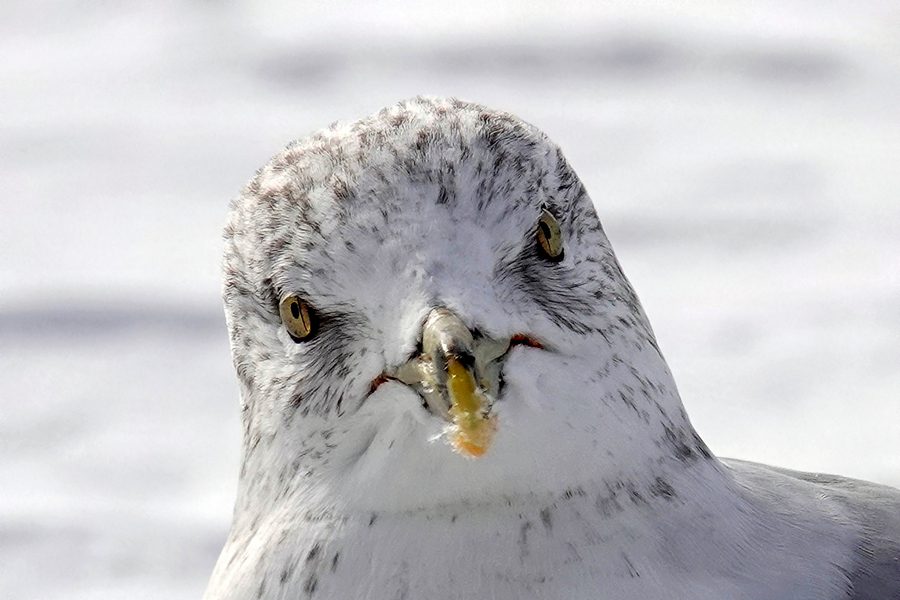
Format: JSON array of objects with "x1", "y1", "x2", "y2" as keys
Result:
[{"x1": 282, "y1": 190, "x2": 518, "y2": 316}]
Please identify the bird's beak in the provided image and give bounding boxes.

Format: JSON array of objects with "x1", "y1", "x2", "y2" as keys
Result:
[{"x1": 388, "y1": 308, "x2": 510, "y2": 457}]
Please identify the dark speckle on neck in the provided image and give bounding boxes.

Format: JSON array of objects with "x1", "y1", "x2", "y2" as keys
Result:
[{"x1": 539, "y1": 507, "x2": 553, "y2": 531}]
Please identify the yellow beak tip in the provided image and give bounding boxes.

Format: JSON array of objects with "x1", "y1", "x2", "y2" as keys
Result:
[
  {"x1": 454, "y1": 439, "x2": 488, "y2": 457},
  {"x1": 449, "y1": 414, "x2": 497, "y2": 458},
  {"x1": 444, "y1": 349, "x2": 498, "y2": 458}
]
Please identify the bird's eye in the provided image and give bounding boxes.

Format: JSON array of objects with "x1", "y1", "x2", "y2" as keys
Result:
[
  {"x1": 279, "y1": 296, "x2": 314, "y2": 341},
  {"x1": 536, "y1": 209, "x2": 564, "y2": 261}
]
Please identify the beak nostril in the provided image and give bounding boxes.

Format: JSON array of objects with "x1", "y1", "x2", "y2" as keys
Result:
[{"x1": 436, "y1": 347, "x2": 475, "y2": 373}]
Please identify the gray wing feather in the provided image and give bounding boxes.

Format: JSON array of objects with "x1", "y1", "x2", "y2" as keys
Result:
[
  {"x1": 789, "y1": 471, "x2": 900, "y2": 600},
  {"x1": 724, "y1": 459, "x2": 900, "y2": 600}
]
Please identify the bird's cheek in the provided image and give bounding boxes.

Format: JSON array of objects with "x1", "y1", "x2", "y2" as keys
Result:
[
  {"x1": 357, "y1": 379, "x2": 431, "y2": 422},
  {"x1": 496, "y1": 346, "x2": 553, "y2": 411}
]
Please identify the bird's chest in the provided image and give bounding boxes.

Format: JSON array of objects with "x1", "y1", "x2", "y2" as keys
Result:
[{"x1": 239, "y1": 502, "x2": 743, "y2": 600}]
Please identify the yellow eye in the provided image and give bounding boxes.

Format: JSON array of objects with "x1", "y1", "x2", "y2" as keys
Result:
[
  {"x1": 536, "y1": 209, "x2": 564, "y2": 261},
  {"x1": 279, "y1": 296, "x2": 314, "y2": 341}
]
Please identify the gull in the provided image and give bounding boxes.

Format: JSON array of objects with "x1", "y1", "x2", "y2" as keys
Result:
[{"x1": 204, "y1": 97, "x2": 900, "y2": 599}]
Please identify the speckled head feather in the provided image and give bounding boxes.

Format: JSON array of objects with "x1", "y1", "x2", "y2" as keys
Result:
[{"x1": 207, "y1": 97, "x2": 897, "y2": 600}]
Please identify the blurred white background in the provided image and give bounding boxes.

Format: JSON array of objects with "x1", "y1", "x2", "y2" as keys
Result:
[{"x1": 1, "y1": 1, "x2": 898, "y2": 598}]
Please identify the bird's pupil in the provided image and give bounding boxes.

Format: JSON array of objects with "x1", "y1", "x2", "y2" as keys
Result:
[
  {"x1": 539, "y1": 221, "x2": 552, "y2": 241},
  {"x1": 291, "y1": 301, "x2": 300, "y2": 319}
]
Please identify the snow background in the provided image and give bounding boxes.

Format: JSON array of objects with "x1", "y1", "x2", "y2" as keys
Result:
[{"x1": 1, "y1": 1, "x2": 898, "y2": 597}]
